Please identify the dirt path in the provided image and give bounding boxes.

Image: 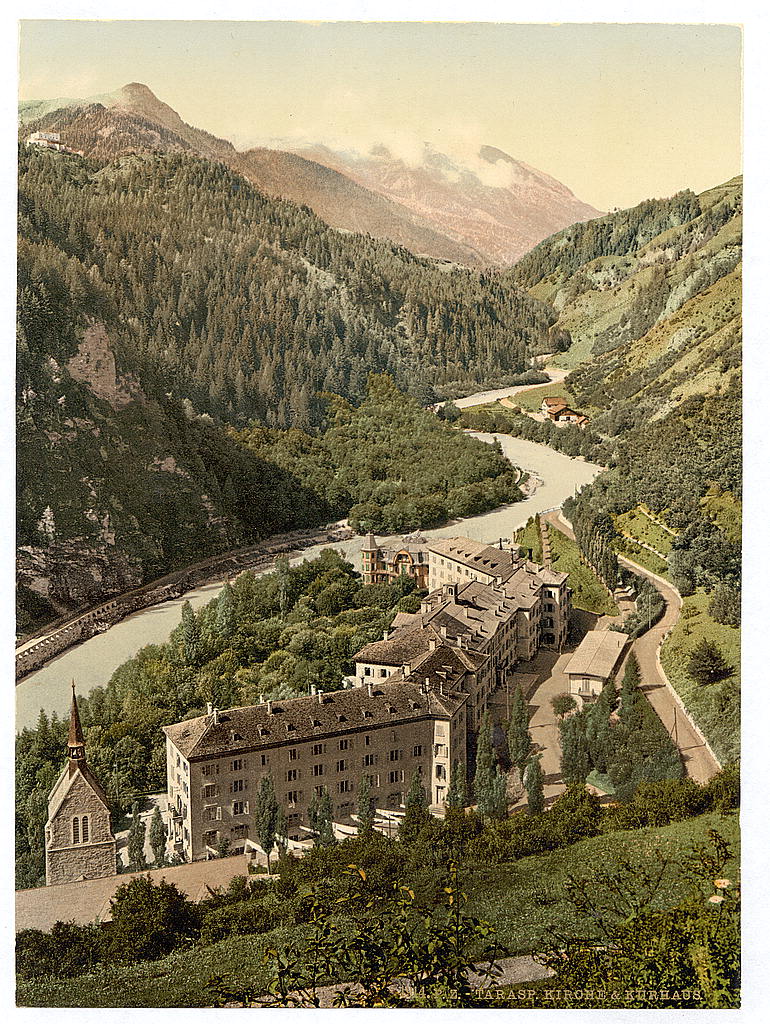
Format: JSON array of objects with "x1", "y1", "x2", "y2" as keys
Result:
[{"x1": 542, "y1": 510, "x2": 720, "y2": 784}]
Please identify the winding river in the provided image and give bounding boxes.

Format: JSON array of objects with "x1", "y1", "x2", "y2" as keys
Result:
[{"x1": 16, "y1": 424, "x2": 601, "y2": 731}]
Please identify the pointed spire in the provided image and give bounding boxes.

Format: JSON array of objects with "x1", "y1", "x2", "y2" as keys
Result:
[{"x1": 67, "y1": 681, "x2": 86, "y2": 762}]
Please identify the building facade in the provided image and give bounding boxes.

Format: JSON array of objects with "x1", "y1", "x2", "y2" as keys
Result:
[
  {"x1": 45, "y1": 684, "x2": 117, "y2": 886},
  {"x1": 354, "y1": 536, "x2": 571, "y2": 730},
  {"x1": 164, "y1": 681, "x2": 467, "y2": 863},
  {"x1": 565, "y1": 630, "x2": 628, "y2": 705},
  {"x1": 360, "y1": 533, "x2": 430, "y2": 588}
]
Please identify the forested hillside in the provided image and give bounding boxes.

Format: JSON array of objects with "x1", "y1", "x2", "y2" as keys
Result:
[
  {"x1": 505, "y1": 178, "x2": 742, "y2": 757},
  {"x1": 17, "y1": 144, "x2": 538, "y2": 630}
]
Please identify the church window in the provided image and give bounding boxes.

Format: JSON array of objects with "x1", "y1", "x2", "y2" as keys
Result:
[
  {"x1": 81, "y1": 815, "x2": 89, "y2": 842},
  {"x1": 72, "y1": 817, "x2": 80, "y2": 844}
]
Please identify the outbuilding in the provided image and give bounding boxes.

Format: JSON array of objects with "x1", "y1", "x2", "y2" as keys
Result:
[{"x1": 565, "y1": 630, "x2": 628, "y2": 704}]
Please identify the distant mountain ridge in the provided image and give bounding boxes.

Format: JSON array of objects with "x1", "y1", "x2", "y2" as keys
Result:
[
  {"x1": 20, "y1": 83, "x2": 601, "y2": 265},
  {"x1": 289, "y1": 140, "x2": 603, "y2": 265}
]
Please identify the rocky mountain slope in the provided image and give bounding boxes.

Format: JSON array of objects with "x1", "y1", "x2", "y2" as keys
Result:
[
  {"x1": 510, "y1": 177, "x2": 742, "y2": 426},
  {"x1": 17, "y1": 140, "x2": 556, "y2": 632},
  {"x1": 20, "y1": 83, "x2": 600, "y2": 265},
  {"x1": 290, "y1": 141, "x2": 602, "y2": 265}
]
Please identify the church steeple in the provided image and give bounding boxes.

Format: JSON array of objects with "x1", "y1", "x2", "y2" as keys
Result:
[{"x1": 67, "y1": 681, "x2": 86, "y2": 763}]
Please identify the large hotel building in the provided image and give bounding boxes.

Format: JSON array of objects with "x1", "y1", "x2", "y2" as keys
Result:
[{"x1": 164, "y1": 535, "x2": 570, "y2": 861}]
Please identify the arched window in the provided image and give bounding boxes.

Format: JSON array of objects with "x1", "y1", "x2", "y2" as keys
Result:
[
  {"x1": 72, "y1": 817, "x2": 80, "y2": 844},
  {"x1": 81, "y1": 815, "x2": 89, "y2": 842}
]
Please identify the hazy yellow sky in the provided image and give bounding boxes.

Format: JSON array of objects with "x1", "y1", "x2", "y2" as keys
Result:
[{"x1": 19, "y1": 20, "x2": 742, "y2": 210}]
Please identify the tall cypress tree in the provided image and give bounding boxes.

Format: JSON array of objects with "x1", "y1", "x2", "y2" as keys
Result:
[
  {"x1": 446, "y1": 761, "x2": 468, "y2": 809},
  {"x1": 127, "y1": 802, "x2": 147, "y2": 871},
  {"x1": 507, "y1": 686, "x2": 530, "y2": 774},
  {"x1": 216, "y1": 581, "x2": 237, "y2": 640},
  {"x1": 309, "y1": 786, "x2": 336, "y2": 847},
  {"x1": 254, "y1": 775, "x2": 279, "y2": 874},
  {"x1": 474, "y1": 712, "x2": 498, "y2": 819},
  {"x1": 149, "y1": 805, "x2": 166, "y2": 867},
  {"x1": 559, "y1": 713, "x2": 591, "y2": 786},
  {"x1": 180, "y1": 600, "x2": 201, "y2": 666},
  {"x1": 524, "y1": 756, "x2": 545, "y2": 815},
  {"x1": 357, "y1": 774, "x2": 375, "y2": 834}
]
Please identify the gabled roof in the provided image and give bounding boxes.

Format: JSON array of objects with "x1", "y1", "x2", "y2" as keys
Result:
[
  {"x1": 566, "y1": 630, "x2": 628, "y2": 679},
  {"x1": 47, "y1": 760, "x2": 111, "y2": 822},
  {"x1": 163, "y1": 681, "x2": 468, "y2": 760}
]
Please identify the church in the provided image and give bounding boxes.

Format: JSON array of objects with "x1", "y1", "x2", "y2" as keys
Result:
[{"x1": 44, "y1": 683, "x2": 117, "y2": 886}]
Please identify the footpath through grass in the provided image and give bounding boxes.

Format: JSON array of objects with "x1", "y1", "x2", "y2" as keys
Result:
[
  {"x1": 659, "y1": 591, "x2": 740, "y2": 764},
  {"x1": 17, "y1": 811, "x2": 738, "y2": 1008}
]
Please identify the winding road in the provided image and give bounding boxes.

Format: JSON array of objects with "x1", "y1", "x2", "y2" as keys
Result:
[{"x1": 542, "y1": 509, "x2": 721, "y2": 784}]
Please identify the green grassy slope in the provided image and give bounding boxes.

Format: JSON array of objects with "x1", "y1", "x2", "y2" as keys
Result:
[{"x1": 17, "y1": 810, "x2": 738, "y2": 1007}]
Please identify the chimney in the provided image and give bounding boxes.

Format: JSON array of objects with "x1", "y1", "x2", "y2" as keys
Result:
[
  {"x1": 206, "y1": 702, "x2": 213, "y2": 717},
  {"x1": 440, "y1": 625, "x2": 447, "y2": 638},
  {"x1": 428, "y1": 637, "x2": 437, "y2": 651},
  {"x1": 258, "y1": 694, "x2": 265, "y2": 704},
  {"x1": 383, "y1": 629, "x2": 390, "y2": 641},
  {"x1": 266, "y1": 700, "x2": 273, "y2": 714},
  {"x1": 317, "y1": 689, "x2": 324, "y2": 704},
  {"x1": 311, "y1": 684, "x2": 317, "y2": 695},
  {"x1": 213, "y1": 708, "x2": 220, "y2": 725},
  {"x1": 367, "y1": 682, "x2": 373, "y2": 698}
]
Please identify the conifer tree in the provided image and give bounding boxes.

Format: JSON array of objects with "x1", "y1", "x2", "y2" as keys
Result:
[
  {"x1": 446, "y1": 761, "x2": 468, "y2": 809},
  {"x1": 357, "y1": 774, "x2": 375, "y2": 834},
  {"x1": 474, "y1": 712, "x2": 498, "y2": 819},
  {"x1": 507, "y1": 686, "x2": 530, "y2": 774},
  {"x1": 309, "y1": 786, "x2": 336, "y2": 847},
  {"x1": 400, "y1": 768, "x2": 431, "y2": 843},
  {"x1": 181, "y1": 600, "x2": 201, "y2": 666},
  {"x1": 254, "y1": 775, "x2": 279, "y2": 874},
  {"x1": 127, "y1": 802, "x2": 147, "y2": 871},
  {"x1": 559, "y1": 713, "x2": 591, "y2": 786},
  {"x1": 216, "y1": 581, "x2": 237, "y2": 640},
  {"x1": 149, "y1": 805, "x2": 166, "y2": 867},
  {"x1": 687, "y1": 639, "x2": 733, "y2": 687},
  {"x1": 524, "y1": 756, "x2": 545, "y2": 815},
  {"x1": 619, "y1": 652, "x2": 643, "y2": 732}
]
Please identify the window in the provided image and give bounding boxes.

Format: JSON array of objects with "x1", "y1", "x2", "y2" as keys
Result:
[
  {"x1": 288, "y1": 748, "x2": 298, "y2": 761},
  {"x1": 336, "y1": 759, "x2": 348, "y2": 772},
  {"x1": 366, "y1": 774, "x2": 380, "y2": 788},
  {"x1": 435, "y1": 764, "x2": 446, "y2": 780},
  {"x1": 204, "y1": 806, "x2": 221, "y2": 821},
  {"x1": 72, "y1": 817, "x2": 80, "y2": 844},
  {"x1": 231, "y1": 759, "x2": 243, "y2": 772},
  {"x1": 364, "y1": 735, "x2": 371, "y2": 746},
  {"x1": 231, "y1": 824, "x2": 248, "y2": 838},
  {"x1": 287, "y1": 791, "x2": 301, "y2": 805},
  {"x1": 412, "y1": 744, "x2": 423, "y2": 758},
  {"x1": 364, "y1": 666, "x2": 372, "y2": 677},
  {"x1": 337, "y1": 780, "x2": 352, "y2": 794},
  {"x1": 286, "y1": 769, "x2": 298, "y2": 782},
  {"x1": 201, "y1": 764, "x2": 219, "y2": 777},
  {"x1": 313, "y1": 764, "x2": 325, "y2": 777},
  {"x1": 232, "y1": 800, "x2": 248, "y2": 816},
  {"x1": 203, "y1": 784, "x2": 217, "y2": 798},
  {"x1": 379, "y1": 668, "x2": 387, "y2": 677},
  {"x1": 362, "y1": 753, "x2": 376, "y2": 767},
  {"x1": 314, "y1": 785, "x2": 325, "y2": 797},
  {"x1": 260, "y1": 754, "x2": 269, "y2": 767},
  {"x1": 389, "y1": 749, "x2": 402, "y2": 762},
  {"x1": 231, "y1": 779, "x2": 245, "y2": 793},
  {"x1": 312, "y1": 743, "x2": 325, "y2": 756},
  {"x1": 388, "y1": 769, "x2": 404, "y2": 784},
  {"x1": 338, "y1": 738, "x2": 349, "y2": 751}
]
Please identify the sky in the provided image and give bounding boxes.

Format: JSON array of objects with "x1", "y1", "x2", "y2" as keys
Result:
[{"x1": 17, "y1": 19, "x2": 742, "y2": 211}]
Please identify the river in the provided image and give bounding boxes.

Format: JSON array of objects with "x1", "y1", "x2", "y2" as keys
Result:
[{"x1": 15, "y1": 431, "x2": 602, "y2": 731}]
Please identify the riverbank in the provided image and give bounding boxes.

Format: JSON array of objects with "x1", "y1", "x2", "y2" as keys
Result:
[{"x1": 16, "y1": 433, "x2": 602, "y2": 731}]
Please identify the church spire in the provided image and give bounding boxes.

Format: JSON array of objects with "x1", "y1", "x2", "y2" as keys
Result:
[{"x1": 67, "y1": 681, "x2": 86, "y2": 763}]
